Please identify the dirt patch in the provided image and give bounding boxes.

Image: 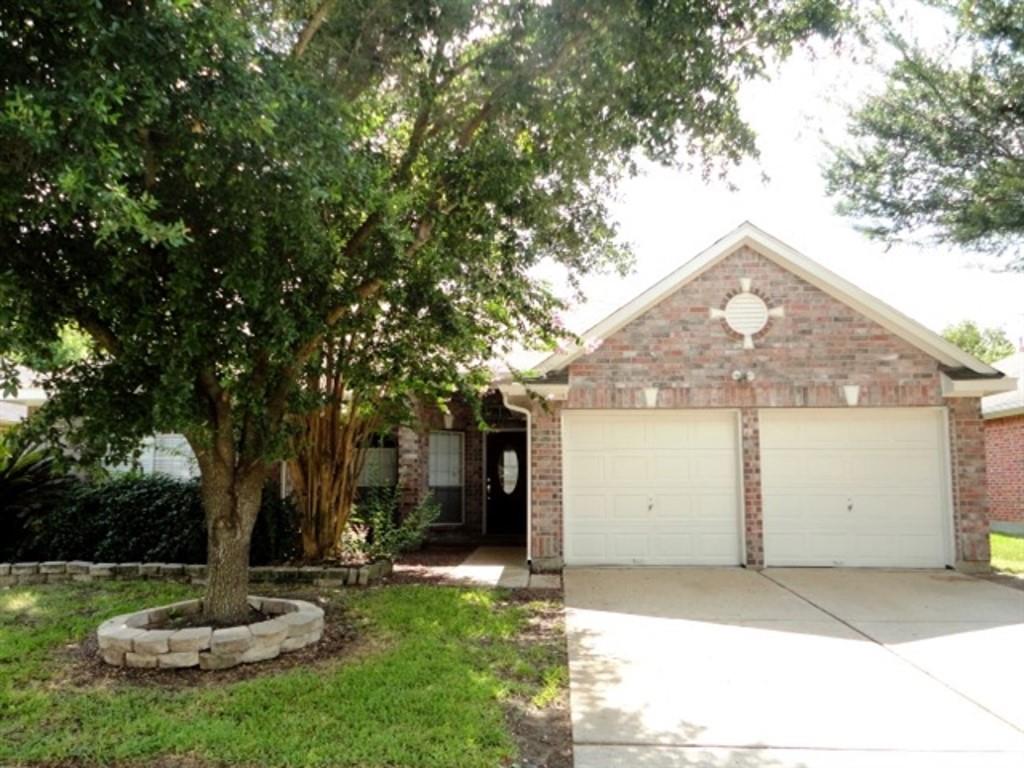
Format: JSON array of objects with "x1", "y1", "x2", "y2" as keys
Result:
[
  {"x1": 388, "y1": 545, "x2": 477, "y2": 585},
  {"x1": 500, "y1": 589, "x2": 573, "y2": 768},
  {"x1": 154, "y1": 606, "x2": 271, "y2": 631},
  {"x1": 59, "y1": 589, "x2": 367, "y2": 689}
]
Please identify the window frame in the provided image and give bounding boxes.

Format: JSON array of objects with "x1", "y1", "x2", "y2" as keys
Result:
[{"x1": 427, "y1": 430, "x2": 465, "y2": 526}]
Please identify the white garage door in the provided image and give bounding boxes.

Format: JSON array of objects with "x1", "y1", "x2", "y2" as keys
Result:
[
  {"x1": 562, "y1": 410, "x2": 741, "y2": 566},
  {"x1": 760, "y1": 409, "x2": 951, "y2": 568}
]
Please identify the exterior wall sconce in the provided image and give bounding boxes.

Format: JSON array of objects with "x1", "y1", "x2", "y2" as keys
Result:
[
  {"x1": 643, "y1": 387, "x2": 659, "y2": 408},
  {"x1": 843, "y1": 384, "x2": 861, "y2": 407},
  {"x1": 731, "y1": 370, "x2": 756, "y2": 383},
  {"x1": 442, "y1": 411, "x2": 455, "y2": 430}
]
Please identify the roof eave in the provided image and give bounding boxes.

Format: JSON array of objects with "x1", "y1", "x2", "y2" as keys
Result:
[{"x1": 941, "y1": 373, "x2": 1017, "y2": 398}]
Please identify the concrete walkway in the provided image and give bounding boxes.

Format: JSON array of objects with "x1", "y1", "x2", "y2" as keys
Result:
[
  {"x1": 404, "y1": 546, "x2": 561, "y2": 589},
  {"x1": 565, "y1": 568, "x2": 1024, "y2": 768}
]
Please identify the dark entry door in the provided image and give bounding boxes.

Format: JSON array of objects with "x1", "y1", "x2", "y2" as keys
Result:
[{"x1": 486, "y1": 431, "x2": 527, "y2": 536}]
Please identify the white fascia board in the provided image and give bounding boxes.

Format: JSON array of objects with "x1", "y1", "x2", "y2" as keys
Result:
[
  {"x1": 983, "y1": 406, "x2": 1024, "y2": 420},
  {"x1": 498, "y1": 382, "x2": 569, "y2": 400},
  {"x1": 534, "y1": 221, "x2": 1000, "y2": 377},
  {"x1": 941, "y1": 373, "x2": 1017, "y2": 398}
]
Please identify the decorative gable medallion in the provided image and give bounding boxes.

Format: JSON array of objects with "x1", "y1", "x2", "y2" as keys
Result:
[{"x1": 710, "y1": 278, "x2": 784, "y2": 349}]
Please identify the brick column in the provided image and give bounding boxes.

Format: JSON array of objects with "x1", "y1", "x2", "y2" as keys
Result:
[
  {"x1": 530, "y1": 401, "x2": 564, "y2": 572},
  {"x1": 740, "y1": 408, "x2": 764, "y2": 567},
  {"x1": 949, "y1": 398, "x2": 991, "y2": 568},
  {"x1": 396, "y1": 425, "x2": 429, "y2": 516}
]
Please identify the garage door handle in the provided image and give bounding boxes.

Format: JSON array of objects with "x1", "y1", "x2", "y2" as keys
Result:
[
  {"x1": 847, "y1": 498, "x2": 854, "y2": 512},
  {"x1": 648, "y1": 497, "x2": 654, "y2": 511}
]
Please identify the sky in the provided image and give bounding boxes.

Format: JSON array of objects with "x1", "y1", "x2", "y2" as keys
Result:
[{"x1": 527, "y1": 4, "x2": 1024, "y2": 367}]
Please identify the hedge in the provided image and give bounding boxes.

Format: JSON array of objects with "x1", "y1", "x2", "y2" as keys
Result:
[{"x1": 2, "y1": 473, "x2": 298, "y2": 565}]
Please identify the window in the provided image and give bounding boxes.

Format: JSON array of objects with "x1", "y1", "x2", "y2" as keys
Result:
[
  {"x1": 358, "y1": 434, "x2": 398, "y2": 488},
  {"x1": 500, "y1": 447, "x2": 519, "y2": 494},
  {"x1": 429, "y1": 431, "x2": 464, "y2": 524}
]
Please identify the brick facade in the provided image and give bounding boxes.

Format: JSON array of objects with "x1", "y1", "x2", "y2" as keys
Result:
[
  {"x1": 397, "y1": 394, "x2": 526, "y2": 543},
  {"x1": 984, "y1": 414, "x2": 1024, "y2": 528},
  {"x1": 523, "y1": 246, "x2": 991, "y2": 571}
]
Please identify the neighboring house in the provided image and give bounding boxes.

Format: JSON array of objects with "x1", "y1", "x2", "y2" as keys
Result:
[
  {"x1": 982, "y1": 349, "x2": 1024, "y2": 534},
  {"x1": 0, "y1": 366, "x2": 47, "y2": 430},
  {"x1": 399, "y1": 223, "x2": 1014, "y2": 572}
]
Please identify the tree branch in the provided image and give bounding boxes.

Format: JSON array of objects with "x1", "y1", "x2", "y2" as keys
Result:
[{"x1": 292, "y1": 0, "x2": 334, "y2": 59}]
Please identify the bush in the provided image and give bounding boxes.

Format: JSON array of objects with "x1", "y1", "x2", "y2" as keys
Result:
[
  {"x1": 349, "y1": 486, "x2": 438, "y2": 561},
  {"x1": 0, "y1": 440, "x2": 78, "y2": 561},
  {"x1": 7, "y1": 472, "x2": 298, "y2": 565}
]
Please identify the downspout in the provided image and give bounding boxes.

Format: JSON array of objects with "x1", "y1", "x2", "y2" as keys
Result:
[{"x1": 500, "y1": 388, "x2": 533, "y2": 569}]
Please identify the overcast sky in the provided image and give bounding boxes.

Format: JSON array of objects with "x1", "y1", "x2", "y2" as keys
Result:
[{"x1": 528, "y1": 5, "x2": 1024, "y2": 367}]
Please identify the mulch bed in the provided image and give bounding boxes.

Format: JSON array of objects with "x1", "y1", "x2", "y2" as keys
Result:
[{"x1": 61, "y1": 589, "x2": 363, "y2": 689}]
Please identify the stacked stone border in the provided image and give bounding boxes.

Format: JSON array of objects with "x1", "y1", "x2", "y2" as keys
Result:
[
  {"x1": 0, "y1": 559, "x2": 393, "y2": 588},
  {"x1": 97, "y1": 596, "x2": 324, "y2": 670}
]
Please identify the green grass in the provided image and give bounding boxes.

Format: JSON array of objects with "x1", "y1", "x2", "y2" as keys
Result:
[
  {"x1": 0, "y1": 581, "x2": 566, "y2": 767},
  {"x1": 991, "y1": 532, "x2": 1024, "y2": 573}
]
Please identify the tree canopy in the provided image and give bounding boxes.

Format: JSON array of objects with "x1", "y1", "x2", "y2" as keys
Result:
[
  {"x1": 0, "y1": 0, "x2": 848, "y2": 619},
  {"x1": 825, "y1": 0, "x2": 1024, "y2": 268},
  {"x1": 942, "y1": 319, "x2": 1016, "y2": 363}
]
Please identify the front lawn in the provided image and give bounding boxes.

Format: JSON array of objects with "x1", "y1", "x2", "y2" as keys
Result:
[
  {"x1": 0, "y1": 580, "x2": 567, "y2": 768},
  {"x1": 991, "y1": 532, "x2": 1024, "y2": 574}
]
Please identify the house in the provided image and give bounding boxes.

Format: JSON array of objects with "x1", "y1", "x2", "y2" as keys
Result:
[
  {"x1": 398, "y1": 223, "x2": 1015, "y2": 572},
  {"x1": 0, "y1": 367, "x2": 47, "y2": 431},
  {"x1": 983, "y1": 349, "x2": 1024, "y2": 534}
]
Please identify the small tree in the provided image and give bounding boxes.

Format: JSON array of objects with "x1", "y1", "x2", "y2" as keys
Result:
[
  {"x1": 0, "y1": 0, "x2": 847, "y2": 621},
  {"x1": 825, "y1": 0, "x2": 1024, "y2": 268},
  {"x1": 942, "y1": 320, "x2": 1015, "y2": 364}
]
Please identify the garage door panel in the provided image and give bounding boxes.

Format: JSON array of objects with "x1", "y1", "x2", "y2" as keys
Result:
[
  {"x1": 565, "y1": 454, "x2": 606, "y2": 485},
  {"x1": 762, "y1": 452, "x2": 848, "y2": 485},
  {"x1": 648, "y1": 420, "x2": 692, "y2": 448},
  {"x1": 612, "y1": 494, "x2": 649, "y2": 518},
  {"x1": 606, "y1": 420, "x2": 647, "y2": 449},
  {"x1": 606, "y1": 455, "x2": 651, "y2": 485},
  {"x1": 569, "y1": 494, "x2": 608, "y2": 520},
  {"x1": 650, "y1": 455, "x2": 693, "y2": 483},
  {"x1": 563, "y1": 410, "x2": 741, "y2": 566},
  {"x1": 761, "y1": 409, "x2": 950, "y2": 568}
]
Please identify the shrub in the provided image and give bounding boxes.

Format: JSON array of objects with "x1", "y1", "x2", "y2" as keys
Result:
[
  {"x1": 0, "y1": 440, "x2": 78, "y2": 561},
  {"x1": 349, "y1": 486, "x2": 438, "y2": 561},
  {"x1": 8, "y1": 473, "x2": 298, "y2": 565}
]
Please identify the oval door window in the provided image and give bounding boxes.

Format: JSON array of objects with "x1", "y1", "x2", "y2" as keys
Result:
[{"x1": 500, "y1": 448, "x2": 519, "y2": 494}]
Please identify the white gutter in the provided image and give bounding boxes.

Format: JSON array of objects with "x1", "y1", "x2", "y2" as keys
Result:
[{"x1": 500, "y1": 389, "x2": 533, "y2": 569}]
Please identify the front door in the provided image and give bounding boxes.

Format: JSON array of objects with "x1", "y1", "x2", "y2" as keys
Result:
[{"x1": 486, "y1": 431, "x2": 527, "y2": 536}]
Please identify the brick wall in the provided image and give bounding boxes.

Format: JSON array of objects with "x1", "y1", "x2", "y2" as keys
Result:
[
  {"x1": 397, "y1": 395, "x2": 525, "y2": 543},
  {"x1": 525, "y1": 246, "x2": 991, "y2": 569},
  {"x1": 985, "y1": 414, "x2": 1024, "y2": 525}
]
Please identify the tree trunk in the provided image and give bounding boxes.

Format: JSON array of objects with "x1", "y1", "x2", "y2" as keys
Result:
[
  {"x1": 289, "y1": 377, "x2": 378, "y2": 562},
  {"x1": 198, "y1": 462, "x2": 264, "y2": 623}
]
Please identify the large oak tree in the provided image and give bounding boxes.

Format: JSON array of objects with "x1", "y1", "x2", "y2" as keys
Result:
[{"x1": 0, "y1": 0, "x2": 846, "y2": 621}]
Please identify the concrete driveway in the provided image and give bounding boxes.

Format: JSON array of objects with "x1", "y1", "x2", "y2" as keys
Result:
[{"x1": 565, "y1": 568, "x2": 1024, "y2": 768}]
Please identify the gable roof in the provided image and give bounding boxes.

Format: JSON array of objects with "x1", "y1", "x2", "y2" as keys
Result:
[
  {"x1": 532, "y1": 222, "x2": 1006, "y2": 383},
  {"x1": 983, "y1": 350, "x2": 1024, "y2": 418}
]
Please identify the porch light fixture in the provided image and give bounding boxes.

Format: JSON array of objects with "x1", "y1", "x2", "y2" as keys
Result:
[
  {"x1": 643, "y1": 387, "x2": 659, "y2": 408},
  {"x1": 843, "y1": 384, "x2": 861, "y2": 407},
  {"x1": 442, "y1": 411, "x2": 455, "y2": 430}
]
